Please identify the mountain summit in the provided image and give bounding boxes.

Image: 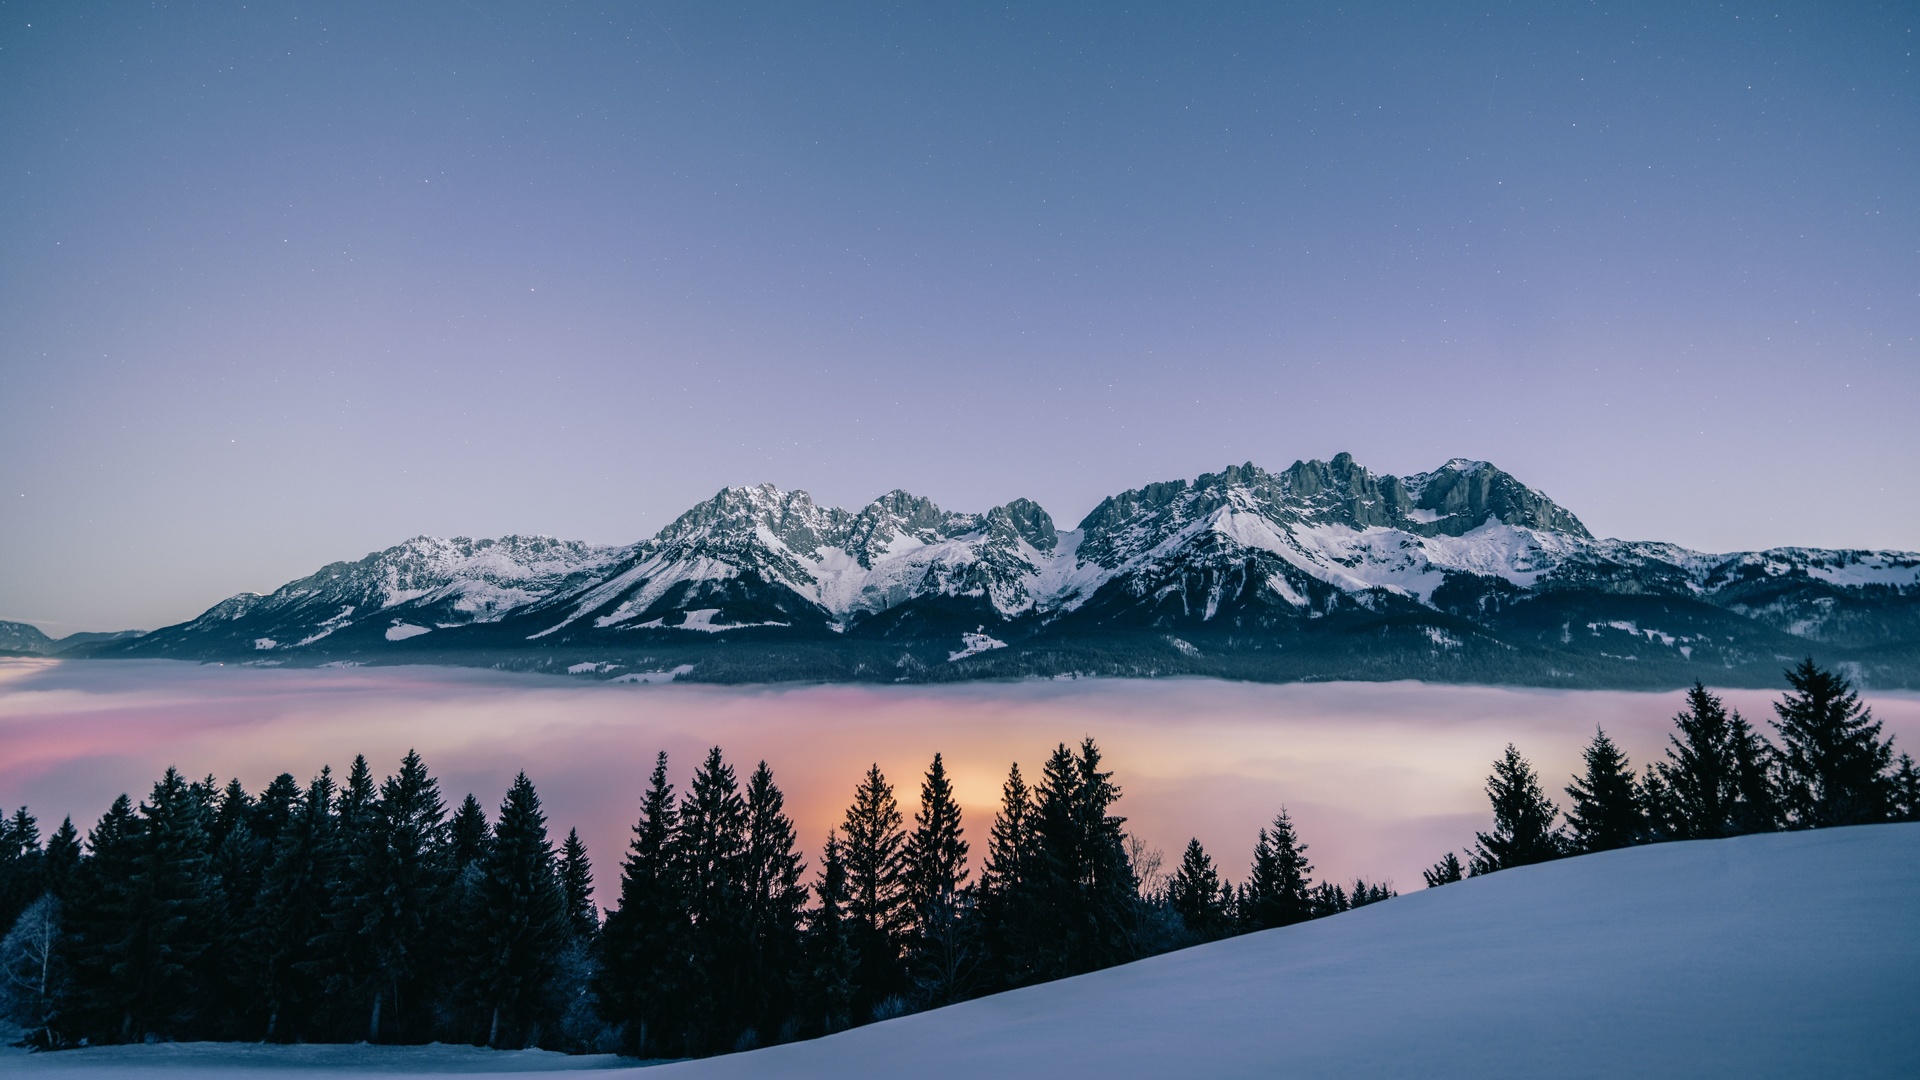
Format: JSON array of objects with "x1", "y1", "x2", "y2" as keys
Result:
[{"x1": 77, "y1": 455, "x2": 1920, "y2": 689}]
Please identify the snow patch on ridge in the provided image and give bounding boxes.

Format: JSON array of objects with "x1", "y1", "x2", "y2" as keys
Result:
[
  {"x1": 949, "y1": 631, "x2": 1008, "y2": 662},
  {"x1": 631, "y1": 609, "x2": 791, "y2": 633},
  {"x1": 610, "y1": 664, "x2": 696, "y2": 684}
]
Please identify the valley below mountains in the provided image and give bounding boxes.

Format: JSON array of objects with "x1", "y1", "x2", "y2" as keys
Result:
[{"x1": 42, "y1": 454, "x2": 1920, "y2": 689}]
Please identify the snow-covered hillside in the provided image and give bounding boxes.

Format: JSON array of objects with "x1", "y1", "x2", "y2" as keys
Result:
[
  {"x1": 664, "y1": 824, "x2": 1920, "y2": 1079},
  {"x1": 78, "y1": 454, "x2": 1920, "y2": 688},
  {"x1": 10, "y1": 825, "x2": 1913, "y2": 1078}
]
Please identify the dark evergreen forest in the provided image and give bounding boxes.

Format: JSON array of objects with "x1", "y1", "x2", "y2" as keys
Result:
[{"x1": 1, "y1": 660, "x2": 1913, "y2": 1058}]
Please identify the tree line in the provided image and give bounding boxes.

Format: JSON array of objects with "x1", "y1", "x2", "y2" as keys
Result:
[
  {"x1": 2, "y1": 659, "x2": 1912, "y2": 1058},
  {"x1": 0, "y1": 736, "x2": 1383, "y2": 1056},
  {"x1": 0, "y1": 752, "x2": 601, "y2": 1051},
  {"x1": 1423, "y1": 660, "x2": 1920, "y2": 886}
]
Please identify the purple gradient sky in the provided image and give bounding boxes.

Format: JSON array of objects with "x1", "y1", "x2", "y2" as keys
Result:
[
  {"x1": 8, "y1": 660, "x2": 1916, "y2": 902},
  {"x1": 1, "y1": 3, "x2": 1915, "y2": 633}
]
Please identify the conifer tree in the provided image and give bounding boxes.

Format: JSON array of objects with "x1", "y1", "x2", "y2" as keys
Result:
[
  {"x1": 450, "y1": 795, "x2": 491, "y2": 869},
  {"x1": 471, "y1": 773, "x2": 568, "y2": 1048},
  {"x1": 250, "y1": 773, "x2": 303, "y2": 846},
  {"x1": 210, "y1": 805, "x2": 262, "y2": 913},
  {"x1": 595, "y1": 752, "x2": 687, "y2": 1058},
  {"x1": 1891, "y1": 753, "x2": 1920, "y2": 823},
  {"x1": 363, "y1": 750, "x2": 450, "y2": 1042},
  {"x1": 1241, "y1": 809, "x2": 1313, "y2": 929},
  {"x1": 972, "y1": 762, "x2": 1034, "y2": 992},
  {"x1": 1727, "y1": 712, "x2": 1783, "y2": 836},
  {"x1": 206, "y1": 813, "x2": 264, "y2": 1038},
  {"x1": 1422, "y1": 852, "x2": 1464, "y2": 888},
  {"x1": 121, "y1": 768, "x2": 219, "y2": 1039},
  {"x1": 838, "y1": 763, "x2": 907, "y2": 1016},
  {"x1": 1069, "y1": 739, "x2": 1135, "y2": 919},
  {"x1": 559, "y1": 829, "x2": 596, "y2": 939},
  {"x1": 902, "y1": 754, "x2": 971, "y2": 1005},
  {"x1": 803, "y1": 832, "x2": 857, "y2": 1035},
  {"x1": 1348, "y1": 879, "x2": 1396, "y2": 907},
  {"x1": 1655, "y1": 684, "x2": 1778, "y2": 839},
  {"x1": 1636, "y1": 768, "x2": 1677, "y2": 841},
  {"x1": 1167, "y1": 839, "x2": 1229, "y2": 940},
  {"x1": 210, "y1": 779, "x2": 253, "y2": 853},
  {"x1": 0, "y1": 807, "x2": 43, "y2": 935},
  {"x1": 977, "y1": 762, "x2": 1034, "y2": 903},
  {"x1": 317, "y1": 754, "x2": 384, "y2": 1038},
  {"x1": 676, "y1": 747, "x2": 750, "y2": 1052},
  {"x1": 244, "y1": 769, "x2": 337, "y2": 1042},
  {"x1": 1564, "y1": 728, "x2": 1644, "y2": 852},
  {"x1": 1469, "y1": 745, "x2": 1564, "y2": 875},
  {"x1": 42, "y1": 818, "x2": 80, "y2": 902},
  {"x1": 437, "y1": 790, "x2": 495, "y2": 1043},
  {"x1": 56, "y1": 794, "x2": 141, "y2": 1043},
  {"x1": 1016, "y1": 740, "x2": 1137, "y2": 980},
  {"x1": 189, "y1": 776, "x2": 221, "y2": 843},
  {"x1": 741, "y1": 761, "x2": 806, "y2": 1042},
  {"x1": 1772, "y1": 660, "x2": 1896, "y2": 827},
  {"x1": 549, "y1": 826, "x2": 601, "y2": 1056},
  {"x1": 1308, "y1": 881, "x2": 1349, "y2": 918},
  {"x1": 903, "y1": 754, "x2": 969, "y2": 932}
]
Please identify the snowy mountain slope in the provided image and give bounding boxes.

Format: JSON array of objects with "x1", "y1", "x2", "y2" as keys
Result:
[
  {"x1": 511, "y1": 485, "x2": 1063, "y2": 641},
  {"x1": 106, "y1": 536, "x2": 626, "y2": 658},
  {"x1": 662, "y1": 824, "x2": 1920, "y2": 1080},
  {"x1": 86, "y1": 454, "x2": 1920, "y2": 688}
]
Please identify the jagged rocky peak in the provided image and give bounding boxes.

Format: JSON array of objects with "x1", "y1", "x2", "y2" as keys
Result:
[
  {"x1": 1075, "y1": 478, "x2": 1193, "y2": 542},
  {"x1": 843, "y1": 490, "x2": 973, "y2": 566},
  {"x1": 658, "y1": 484, "x2": 852, "y2": 553},
  {"x1": 985, "y1": 497, "x2": 1058, "y2": 552},
  {"x1": 307, "y1": 534, "x2": 616, "y2": 597},
  {"x1": 1403, "y1": 458, "x2": 1590, "y2": 538},
  {"x1": 1075, "y1": 455, "x2": 1394, "y2": 547},
  {"x1": 1275, "y1": 452, "x2": 1418, "y2": 528},
  {"x1": 1075, "y1": 453, "x2": 1591, "y2": 563},
  {"x1": 656, "y1": 483, "x2": 1060, "y2": 568}
]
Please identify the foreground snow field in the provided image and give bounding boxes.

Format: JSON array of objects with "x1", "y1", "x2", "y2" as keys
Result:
[
  {"x1": 8, "y1": 824, "x2": 1917, "y2": 1078},
  {"x1": 664, "y1": 824, "x2": 1919, "y2": 1079}
]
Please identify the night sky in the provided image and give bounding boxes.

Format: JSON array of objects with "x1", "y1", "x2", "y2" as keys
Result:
[{"x1": 2, "y1": 2, "x2": 1915, "y2": 633}]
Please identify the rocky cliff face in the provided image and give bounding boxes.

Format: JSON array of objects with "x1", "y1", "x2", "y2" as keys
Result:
[{"x1": 87, "y1": 455, "x2": 1920, "y2": 689}]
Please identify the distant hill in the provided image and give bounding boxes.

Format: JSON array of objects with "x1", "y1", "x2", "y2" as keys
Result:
[
  {"x1": 0, "y1": 620, "x2": 143, "y2": 656},
  {"x1": 78, "y1": 454, "x2": 1920, "y2": 689}
]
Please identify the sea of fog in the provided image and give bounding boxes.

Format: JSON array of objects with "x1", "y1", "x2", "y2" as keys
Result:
[{"x1": 4, "y1": 658, "x2": 1916, "y2": 898}]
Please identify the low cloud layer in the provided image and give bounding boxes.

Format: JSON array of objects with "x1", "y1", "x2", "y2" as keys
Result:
[{"x1": 5, "y1": 659, "x2": 1915, "y2": 899}]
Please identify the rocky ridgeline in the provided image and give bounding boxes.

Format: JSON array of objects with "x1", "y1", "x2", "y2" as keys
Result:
[{"x1": 60, "y1": 454, "x2": 1920, "y2": 689}]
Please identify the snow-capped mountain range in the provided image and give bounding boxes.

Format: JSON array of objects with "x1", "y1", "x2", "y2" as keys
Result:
[{"x1": 72, "y1": 454, "x2": 1920, "y2": 688}]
